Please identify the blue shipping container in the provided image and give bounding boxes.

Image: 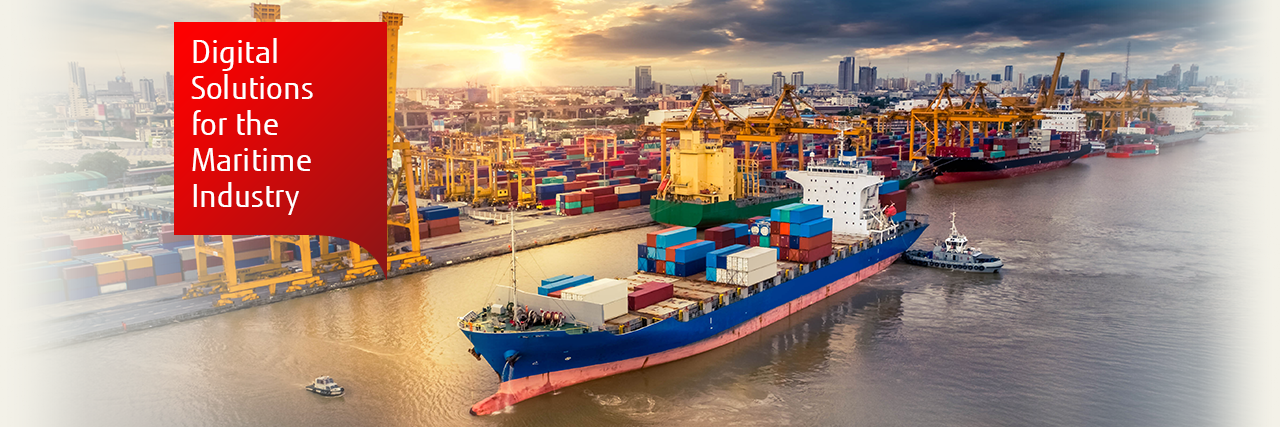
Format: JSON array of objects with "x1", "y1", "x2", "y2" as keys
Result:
[
  {"x1": 672, "y1": 240, "x2": 716, "y2": 263},
  {"x1": 538, "y1": 275, "x2": 594, "y2": 296},
  {"x1": 655, "y1": 227, "x2": 696, "y2": 248},
  {"x1": 787, "y1": 204, "x2": 823, "y2": 224},
  {"x1": 879, "y1": 179, "x2": 900, "y2": 194},
  {"x1": 792, "y1": 217, "x2": 833, "y2": 238},
  {"x1": 723, "y1": 223, "x2": 749, "y2": 238},
  {"x1": 706, "y1": 244, "x2": 747, "y2": 269},
  {"x1": 541, "y1": 274, "x2": 572, "y2": 286}
]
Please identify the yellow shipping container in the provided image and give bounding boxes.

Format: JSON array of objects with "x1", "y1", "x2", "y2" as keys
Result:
[
  {"x1": 123, "y1": 255, "x2": 153, "y2": 270},
  {"x1": 95, "y1": 259, "x2": 125, "y2": 274}
]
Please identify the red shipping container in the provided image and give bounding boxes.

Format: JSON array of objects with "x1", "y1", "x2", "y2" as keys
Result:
[
  {"x1": 182, "y1": 258, "x2": 196, "y2": 271},
  {"x1": 595, "y1": 194, "x2": 618, "y2": 204},
  {"x1": 796, "y1": 232, "x2": 832, "y2": 250},
  {"x1": 428, "y1": 217, "x2": 460, "y2": 229},
  {"x1": 619, "y1": 199, "x2": 641, "y2": 208},
  {"x1": 74, "y1": 234, "x2": 124, "y2": 251},
  {"x1": 563, "y1": 208, "x2": 583, "y2": 216},
  {"x1": 549, "y1": 290, "x2": 562, "y2": 298},
  {"x1": 737, "y1": 235, "x2": 750, "y2": 246},
  {"x1": 430, "y1": 224, "x2": 461, "y2": 237},
  {"x1": 648, "y1": 226, "x2": 683, "y2": 247},
  {"x1": 98, "y1": 271, "x2": 125, "y2": 285},
  {"x1": 596, "y1": 202, "x2": 616, "y2": 212},
  {"x1": 156, "y1": 272, "x2": 183, "y2": 285},
  {"x1": 126, "y1": 267, "x2": 154, "y2": 280},
  {"x1": 640, "y1": 181, "x2": 660, "y2": 191},
  {"x1": 628, "y1": 281, "x2": 674, "y2": 310},
  {"x1": 585, "y1": 186, "x2": 615, "y2": 197},
  {"x1": 878, "y1": 190, "x2": 907, "y2": 213},
  {"x1": 778, "y1": 222, "x2": 790, "y2": 236},
  {"x1": 750, "y1": 235, "x2": 760, "y2": 246},
  {"x1": 656, "y1": 260, "x2": 665, "y2": 272},
  {"x1": 797, "y1": 245, "x2": 833, "y2": 263},
  {"x1": 580, "y1": 196, "x2": 595, "y2": 207}
]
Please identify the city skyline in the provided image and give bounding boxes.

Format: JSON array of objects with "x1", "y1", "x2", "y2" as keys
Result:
[{"x1": 12, "y1": 0, "x2": 1262, "y2": 93}]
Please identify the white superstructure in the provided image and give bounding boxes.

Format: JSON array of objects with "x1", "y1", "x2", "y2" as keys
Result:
[
  {"x1": 1039, "y1": 100, "x2": 1086, "y2": 133},
  {"x1": 783, "y1": 155, "x2": 884, "y2": 237}
]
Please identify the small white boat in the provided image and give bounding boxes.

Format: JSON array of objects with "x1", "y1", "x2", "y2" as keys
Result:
[
  {"x1": 305, "y1": 376, "x2": 345, "y2": 397},
  {"x1": 904, "y1": 212, "x2": 1003, "y2": 273}
]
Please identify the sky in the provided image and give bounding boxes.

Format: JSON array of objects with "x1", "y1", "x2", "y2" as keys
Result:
[{"x1": 11, "y1": 0, "x2": 1265, "y2": 93}]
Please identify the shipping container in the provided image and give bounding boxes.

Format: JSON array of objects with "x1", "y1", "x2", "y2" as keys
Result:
[
  {"x1": 538, "y1": 274, "x2": 594, "y2": 296},
  {"x1": 562, "y1": 278, "x2": 628, "y2": 304}
]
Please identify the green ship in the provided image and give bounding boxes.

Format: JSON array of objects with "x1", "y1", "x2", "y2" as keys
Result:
[{"x1": 649, "y1": 193, "x2": 802, "y2": 227}]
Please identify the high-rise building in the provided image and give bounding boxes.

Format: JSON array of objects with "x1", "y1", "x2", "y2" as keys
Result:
[
  {"x1": 1079, "y1": 70, "x2": 1090, "y2": 88},
  {"x1": 1017, "y1": 72, "x2": 1024, "y2": 90},
  {"x1": 791, "y1": 71, "x2": 804, "y2": 87},
  {"x1": 771, "y1": 72, "x2": 786, "y2": 95},
  {"x1": 1111, "y1": 72, "x2": 1122, "y2": 88},
  {"x1": 925, "y1": 73, "x2": 932, "y2": 85},
  {"x1": 489, "y1": 84, "x2": 502, "y2": 104},
  {"x1": 728, "y1": 79, "x2": 744, "y2": 94},
  {"x1": 952, "y1": 69, "x2": 964, "y2": 89},
  {"x1": 1030, "y1": 75, "x2": 1042, "y2": 89},
  {"x1": 1004, "y1": 65, "x2": 1013, "y2": 83},
  {"x1": 991, "y1": 74, "x2": 1001, "y2": 82},
  {"x1": 67, "y1": 62, "x2": 88, "y2": 100},
  {"x1": 1182, "y1": 64, "x2": 1199, "y2": 89},
  {"x1": 165, "y1": 72, "x2": 174, "y2": 103},
  {"x1": 138, "y1": 78, "x2": 156, "y2": 103},
  {"x1": 634, "y1": 66, "x2": 652, "y2": 96},
  {"x1": 715, "y1": 73, "x2": 729, "y2": 94},
  {"x1": 858, "y1": 67, "x2": 877, "y2": 92},
  {"x1": 837, "y1": 57, "x2": 855, "y2": 91},
  {"x1": 1167, "y1": 64, "x2": 1181, "y2": 89},
  {"x1": 1088, "y1": 79, "x2": 1101, "y2": 91},
  {"x1": 1058, "y1": 76, "x2": 1069, "y2": 91}
]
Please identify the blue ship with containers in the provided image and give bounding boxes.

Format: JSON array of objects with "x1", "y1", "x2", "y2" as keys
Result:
[{"x1": 459, "y1": 155, "x2": 927, "y2": 415}]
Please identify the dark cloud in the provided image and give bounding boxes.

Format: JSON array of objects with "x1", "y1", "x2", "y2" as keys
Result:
[{"x1": 549, "y1": 0, "x2": 1250, "y2": 79}]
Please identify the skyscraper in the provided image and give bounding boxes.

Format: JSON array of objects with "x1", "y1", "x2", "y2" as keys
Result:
[
  {"x1": 837, "y1": 57, "x2": 855, "y2": 91},
  {"x1": 634, "y1": 66, "x2": 652, "y2": 96},
  {"x1": 991, "y1": 74, "x2": 1001, "y2": 82},
  {"x1": 791, "y1": 71, "x2": 804, "y2": 87},
  {"x1": 166, "y1": 72, "x2": 175, "y2": 102},
  {"x1": 1004, "y1": 65, "x2": 1013, "y2": 83},
  {"x1": 952, "y1": 69, "x2": 964, "y2": 89},
  {"x1": 925, "y1": 73, "x2": 932, "y2": 85},
  {"x1": 858, "y1": 67, "x2": 877, "y2": 92},
  {"x1": 1080, "y1": 70, "x2": 1090, "y2": 88},
  {"x1": 728, "y1": 79, "x2": 743, "y2": 94},
  {"x1": 1058, "y1": 76, "x2": 1069, "y2": 91},
  {"x1": 771, "y1": 72, "x2": 786, "y2": 95},
  {"x1": 67, "y1": 62, "x2": 88, "y2": 99},
  {"x1": 1182, "y1": 64, "x2": 1198, "y2": 89},
  {"x1": 139, "y1": 78, "x2": 156, "y2": 103},
  {"x1": 1111, "y1": 72, "x2": 1122, "y2": 88},
  {"x1": 1167, "y1": 64, "x2": 1181, "y2": 89},
  {"x1": 1017, "y1": 73, "x2": 1024, "y2": 90}
]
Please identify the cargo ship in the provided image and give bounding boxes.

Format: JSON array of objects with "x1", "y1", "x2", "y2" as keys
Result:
[
  {"x1": 460, "y1": 154, "x2": 927, "y2": 415},
  {"x1": 928, "y1": 101, "x2": 1090, "y2": 184},
  {"x1": 1109, "y1": 128, "x2": 1207, "y2": 148},
  {"x1": 1106, "y1": 143, "x2": 1159, "y2": 158},
  {"x1": 650, "y1": 129, "x2": 802, "y2": 227}
]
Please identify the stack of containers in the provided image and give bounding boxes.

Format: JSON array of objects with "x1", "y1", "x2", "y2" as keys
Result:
[
  {"x1": 93, "y1": 254, "x2": 127, "y2": 294},
  {"x1": 723, "y1": 247, "x2": 779, "y2": 287},
  {"x1": 561, "y1": 278, "x2": 628, "y2": 320},
  {"x1": 705, "y1": 244, "x2": 747, "y2": 282},
  {"x1": 769, "y1": 204, "x2": 834, "y2": 263},
  {"x1": 178, "y1": 246, "x2": 200, "y2": 281},
  {"x1": 72, "y1": 234, "x2": 124, "y2": 256},
  {"x1": 535, "y1": 182, "x2": 564, "y2": 207},
  {"x1": 628, "y1": 281, "x2": 674, "y2": 311},
  {"x1": 860, "y1": 156, "x2": 898, "y2": 177},
  {"x1": 556, "y1": 193, "x2": 584, "y2": 216},
  {"x1": 421, "y1": 205, "x2": 461, "y2": 237},
  {"x1": 614, "y1": 184, "x2": 642, "y2": 209},
  {"x1": 145, "y1": 249, "x2": 183, "y2": 285},
  {"x1": 539, "y1": 274, "x2": 594, "y2": 297},
  {"x1": 748, "y1": 217, "x2": 772, "y2": 247},
  {"x1": 63, "y1": 260, "x2": 99, "y2": 300},
  {"x1": 637, "y1": 226, "x2": 695, "y2": 275},
  {"x1": 664, "y1": 240, "x2": 715, "y2": 276},
  {"x1": 115, "y1": 252, "x2": 156, "y2": 290}
]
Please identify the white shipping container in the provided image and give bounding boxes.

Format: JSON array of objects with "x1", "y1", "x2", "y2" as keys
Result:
[
  {"x1": 1018, "y1": 137, "x2": 1030, "y2": 143},
  {"x1": 613, "y1": 184, "x2": 641, "y2": 194},
  {"x1": 562, "y1": 278, "x2": 628, "y2": 304},
  {"x1": 1017, "y1": 149, "x2": 1030, "y2": 155},
  {"x1": 727, "y1": 247, "x2": 777, "y2": 272},
  {"x1": 603, "y1": 298, "x2": 627, "y2": 320},
  {"x1": 100, "y1": 282, "x2": 128, "y2": 294},
  {"x1": 727, "y1": 266, "x2": 777, "y2": 287},
  {"x1": 715, "y1": 268, "x2": 729, "y2": 283},
  {"x1": 178, "y1": 246, "x2": 195, "y2": 260},
  {"x1": 182, "y1": 270, "x2": 197, "y2": 281}
]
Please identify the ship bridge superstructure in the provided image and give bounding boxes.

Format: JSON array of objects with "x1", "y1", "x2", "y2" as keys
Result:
[{"x1": 784, "y1": 155, "x2": 884, "y2": 237}]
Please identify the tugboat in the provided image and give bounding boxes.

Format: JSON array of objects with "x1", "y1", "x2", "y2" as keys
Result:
[
  {"x1": 305, "y1": 376, "x2": 345, "y2": 397},
  {"x1": 904, "y1": 212, "x2": 1003, "y2": 273}
]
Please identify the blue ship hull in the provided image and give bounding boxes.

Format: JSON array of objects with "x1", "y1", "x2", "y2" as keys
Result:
[{"x1": 461, "y1": 225, "x2": 925, "y2": 409}]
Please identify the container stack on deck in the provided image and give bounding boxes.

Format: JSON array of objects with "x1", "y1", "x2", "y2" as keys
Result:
[
  {"x1": 721, "y1": 247, "x2": 780, "y2": 287},
  {"x1": 766, "y1": 203, "x2": 834, "y2": 263},
  {"x1": 878, "y1": 181, "x2": 908, "y2": 223},
  {"x1": 703, "y1": 223, "x2": 749, "y2": 249},
  {"x1": 636, "y1": 226, "x2": 717, "y2": 277}
]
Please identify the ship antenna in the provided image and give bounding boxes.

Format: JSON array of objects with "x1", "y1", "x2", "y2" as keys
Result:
[
  {"x1": 950, "y1": 212, "x2": 958, "y2": 236},
  {"x1": 510, "y1": 202, "x2": 517, "y2": 310}
]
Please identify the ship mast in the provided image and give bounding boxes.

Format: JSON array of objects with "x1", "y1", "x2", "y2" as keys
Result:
[{"x1": 509, "y1": 203, "x2": 517, "y2": 309}]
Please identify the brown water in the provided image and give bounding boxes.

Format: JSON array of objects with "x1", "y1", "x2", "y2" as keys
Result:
[{"x1": 9, "y1": 133, "x2": 1264, "y2": 426}]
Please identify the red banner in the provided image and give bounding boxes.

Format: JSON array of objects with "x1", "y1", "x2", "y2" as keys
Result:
[{"x1": 174, "y1": 22, "x2": 389, "y2": 270}]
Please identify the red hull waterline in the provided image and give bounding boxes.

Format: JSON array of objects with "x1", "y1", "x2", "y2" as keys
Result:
[
  {"x1": 469, "y1": 254, "x2": 902, "y2": 416},
  {"x1": 932, "y1": 158, "x2": 1076, "y2": 185}
]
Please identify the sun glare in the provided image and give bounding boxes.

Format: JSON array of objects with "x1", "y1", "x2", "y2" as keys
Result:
[{"x1": 501, "y1": 50, "x2": 525, "y2": 73}]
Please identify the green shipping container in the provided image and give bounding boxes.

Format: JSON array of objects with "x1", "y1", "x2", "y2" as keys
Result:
[
  {"x1": 565, "y1": 201, "x2": 581, "y2": 209},
  {"x1": 760, "y1": 236, "x2": 770, "y2": 247},
  {"x1": 582, "y1": 206, "x2": 594, "y2": 214}
]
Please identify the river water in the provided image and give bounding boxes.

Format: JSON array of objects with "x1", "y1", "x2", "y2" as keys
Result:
[{"x1": 10, "y1": 132, "x2": 1268, "y2": 426}]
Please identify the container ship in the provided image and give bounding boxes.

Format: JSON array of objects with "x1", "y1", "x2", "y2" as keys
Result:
[
  {"x1": 1109, "y1": 125, "x2": 1207, "y2": 149},
  {"x1": 1106, "y1": 143, "x2": 1159, "y2": 158},
  {"x1": 928, "y1": 101, "x2": 1090, "y2": 184},
  {"x1": 460, "y1": 153, "x2": 927, "y2": 415},
  {"x1": 649, "y1": 130, "x2": 803, "y2": 227}
]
